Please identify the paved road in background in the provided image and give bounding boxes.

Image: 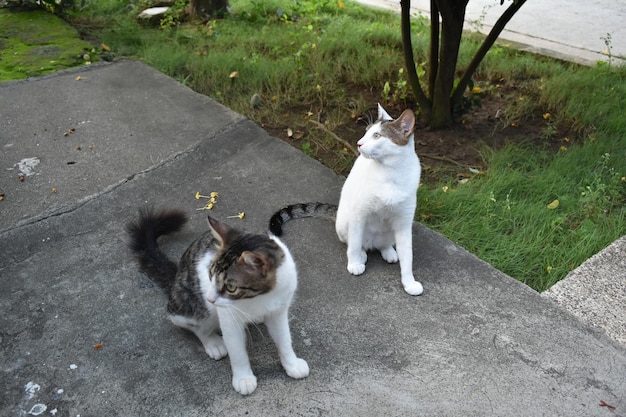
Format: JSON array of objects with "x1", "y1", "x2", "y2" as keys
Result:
[{"x1": 357, "y1": 0, "x2": 626, "y2": 65}]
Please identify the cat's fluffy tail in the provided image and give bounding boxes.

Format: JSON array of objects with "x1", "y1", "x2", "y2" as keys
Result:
[
  {"x1": 127, "y1": 208, "x2": 187, "y2": 291},
  {"x1": 269, "y1": 202, "x2": 337, "y2": 236}
]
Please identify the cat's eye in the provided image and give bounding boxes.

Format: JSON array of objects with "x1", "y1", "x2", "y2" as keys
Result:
[
  {"x1": 225, "y1": 283, "x2": 237, "y2": 293},
  {"x1": 373, "y1": 132, "x2": 382, "y2": 139}
]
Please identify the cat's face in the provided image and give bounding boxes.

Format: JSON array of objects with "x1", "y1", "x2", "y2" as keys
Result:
[
  {"x1": 205, "y1": 217, "x2": 282, "y2": 305},
  {"x1": 357, "y1": 105, "x2": 415, "y2": 161}
]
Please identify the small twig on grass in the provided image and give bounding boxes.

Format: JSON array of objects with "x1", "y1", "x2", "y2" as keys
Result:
[
  {"x1": 420, "y1": 153, "x2": 467, "y2": 167},
  {"x1": 307, "y1": 119, "x2": 359, "y2": 156}
]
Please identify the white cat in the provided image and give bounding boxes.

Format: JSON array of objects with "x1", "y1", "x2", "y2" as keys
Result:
[{"x1": 270, "y1": 104, "x2": 423, "y2": 295}]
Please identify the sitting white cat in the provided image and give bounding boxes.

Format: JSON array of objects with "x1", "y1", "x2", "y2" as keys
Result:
[{"x1": 270, "y1": 104, "x2": 423, "y2": 296}]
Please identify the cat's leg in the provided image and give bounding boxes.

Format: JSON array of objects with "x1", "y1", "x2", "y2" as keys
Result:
[
  {"x1": 196, "y1": 315, "x2": 227, "y2": 360},
  {"x1": 380, "y1": 246, "x2": 399, "y2": 263},
  {"x1": 394, "y1": 226, "x2": 423, "y2": 296},
  {"x1": 169, "y1": 314, "x2": 227, "y2": 360},
  {"x1": 373, "y1": 230, "x2": 398, "y2": 263},
  {"x1": 265, "y1": 309, "x2": 309, "y2": 379},
  {"x1": 346, "y1": 222, "x2": 367, "y2": 275},
  {"x1": 219, "y1": 313, "x2": 257, "y2": 395}
]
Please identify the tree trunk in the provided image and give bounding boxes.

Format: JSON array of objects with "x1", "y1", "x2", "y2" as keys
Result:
[
  {"x1": 430, "y1": 0, "x2": 466, "y2": 128},
  {"x1": 189, "y1": 0, "x2": 229, "y2": 18},
  {"x1": 401, "y1": 0, "x2": 431, "y2": 119}
]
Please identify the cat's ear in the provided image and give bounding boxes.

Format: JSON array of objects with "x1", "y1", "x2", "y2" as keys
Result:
[
  {"x1": 393, "y1": 109, "x2": 415, "y2": 138},
  {"x1": 239, "y1": 251, "x2": 272, "y2": 274},
  {"x1": 207, "y1": 216, "x2": 231, "y2": 248},
  {"x1": 377, "y1": 103, "x2": 393, "y2": 121}
]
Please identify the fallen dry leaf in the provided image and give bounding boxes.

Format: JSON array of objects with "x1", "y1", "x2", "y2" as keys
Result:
[{"x1": 547, "y1": 199, "x2": 559, "y2": 210}]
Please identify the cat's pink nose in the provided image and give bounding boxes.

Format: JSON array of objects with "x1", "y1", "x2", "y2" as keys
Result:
[{"x1": 207, "y1": 295, "x2": 216, "y2": 304}]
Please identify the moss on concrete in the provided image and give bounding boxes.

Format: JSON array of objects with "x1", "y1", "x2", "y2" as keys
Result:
[{"x1": 0, "y1": 8, "x2": 96, "y2": 81}]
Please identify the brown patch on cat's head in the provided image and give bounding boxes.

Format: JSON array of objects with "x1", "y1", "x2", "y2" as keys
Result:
[
  {"x1": 380, "y1": 109, "x2": 415, "y2": 146},
  {"x1": 207, "y1": 216, "x2": 284, "y2": 300}
]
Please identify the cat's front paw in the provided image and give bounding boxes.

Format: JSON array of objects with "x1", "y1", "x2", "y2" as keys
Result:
[
  {"x1": 284, "y1": 358, "x2": 310, "y2": 379},
  {"x1": 347, "y1": 262, "x2": 366, "y2": 275},
  {"x1": 380, "y1": 247, "x2": 399, "y2": 263},
  {"x1": 203, "y1": 336, "x2": 228, "y2": 360},
  {"x1": 232, "y1": 374, "x2": 257, "y2": 396},
  {"x1": 403, "y1": 279, "x2": 424, "y2": 296}
]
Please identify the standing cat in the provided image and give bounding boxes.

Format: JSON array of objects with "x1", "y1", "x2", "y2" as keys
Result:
[
  {"x1": 270, "y1": 104, "x2": 423, "y2": 296},
  {"x1": 127, "y1": 208, "x2": 309, "y2": 395}
]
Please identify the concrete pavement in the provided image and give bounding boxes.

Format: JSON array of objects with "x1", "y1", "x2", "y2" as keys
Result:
[{"x1": 1, "y1": 60, "x2": 625, "y2": 417}]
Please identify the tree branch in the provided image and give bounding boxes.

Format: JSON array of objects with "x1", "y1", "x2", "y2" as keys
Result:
[
  {"x1": 429, "y1": 0, "x2": 439, "y2": 99},
  {"x1": 400, "y1": 0, "x2": 431, "y2": 114},
  {"x1": 307, "y1": 119, "x2": 359, "y2": 156},
  {"x1": 451, "y1": 0, "x2": 527, "y2": 107}
]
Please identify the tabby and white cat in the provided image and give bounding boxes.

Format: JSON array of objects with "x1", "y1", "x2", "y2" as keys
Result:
[
  {"x1": 270, "y1": 104, "x2": 423, "y2": 296},
  {"x1": 127, "y1": 209, "x2": 309, "y2": 395}
]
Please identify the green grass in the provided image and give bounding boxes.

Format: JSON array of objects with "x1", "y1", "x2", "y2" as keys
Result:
[
  {"x1": 420, "y1": 142, "x2": 625, "y2": 290},
  {"x1": 419, "y1": 64, "x2": 626, "y2": 290},
  {"x1": 4, "y1": 0, "x2": 624, "y2": 291}
]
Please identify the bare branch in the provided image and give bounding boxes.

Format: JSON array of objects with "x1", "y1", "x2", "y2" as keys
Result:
[
  {"x1": 429, "y1": 0, "x2": 439, "y2": 99},
  {"x1": 401, "y1": 0, "x2": 431, "y2": 114},
  {"x1": 451, "y1": 0, "x2": 527, "y2": 107}
]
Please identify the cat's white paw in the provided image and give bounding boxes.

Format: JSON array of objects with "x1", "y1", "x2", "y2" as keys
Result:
[
  {"x1": 380, "y1": 247, "x2": 399, "y2": 263},
  {"x1": 403, "y1": 280, "x2": 424, "y2": 296},
  {"x1": 203, "y1": 336, "x2": 228, "y2": 360},
  {"x1": 347, "y1": 262, "x2": 366, "y2": 275},
  {"x1": 284, "y1": 358, "x2": 310, "y2": 379},
  {"x1": 232, "y1": 374, "x2": 257, "y2": 396}
]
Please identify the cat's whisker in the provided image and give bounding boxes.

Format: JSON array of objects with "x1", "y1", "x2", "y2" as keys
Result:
[{"x1": 231, "y1": 305, "x2": 266, "y2": 339}]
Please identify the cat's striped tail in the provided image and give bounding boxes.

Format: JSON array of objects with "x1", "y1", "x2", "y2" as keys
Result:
[
  {"x1": 269, "y1": 202, "x2": 337, "y2": 236},
  {"x1": 126, "y1": 208, "x2": 187, "y2": 292}
]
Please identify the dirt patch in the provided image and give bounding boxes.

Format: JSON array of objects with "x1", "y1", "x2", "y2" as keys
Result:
[{"x1": 264, "y1": 84, "x2": 571, "y2": 183}]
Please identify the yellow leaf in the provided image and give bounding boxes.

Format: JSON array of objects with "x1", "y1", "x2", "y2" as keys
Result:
[
  {"x1": 547, "y1": 199, "x2": 559, "y2": 210},
  {"x1": 229, "y1": 71, "x2": 239, "y2": 79},
  {"x1": 543, "y1": 112, "x2": 551, "y2": 120},
  {"x1": 101, "y1": 43, "x2": 111, "y2": 52}
]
